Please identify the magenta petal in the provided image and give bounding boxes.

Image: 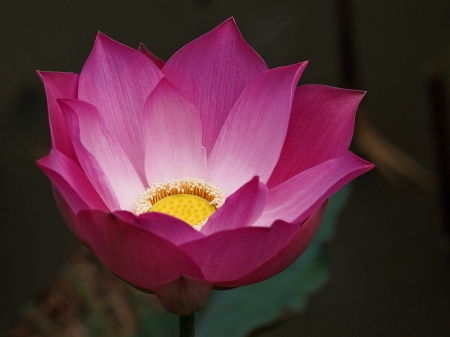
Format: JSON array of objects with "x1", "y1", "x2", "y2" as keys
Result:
[
  {"x1": 208, "y1": 62, "x2": 307, "y2": 196},
  {"x1": 153, "y1": 276, "x2": 212, "y2": 315},
  {"x1": 200, "y1": 177, "x2": 268, "y2": 235},
  {"x1": 143, "y1": 79, "x2": 206, "y2": 185},
  {"x1": 37, "y1": 149, "x2": 107, "y2": 248},
  {"x1": 255, "y1": 151, "x2": 374, "y2": 227},
  {"x1": 181, "y1": 214, "x2": 311, "y2": 283},
  {"x1": 163, "y1": 18, "x2": 268, "y2": 154},
  {"x1": 60, "y1": 99, "x2": 144, "y2": 211},
  {"x1": 114, "y1": 211, "x2": 204, "y2": 246},
  {"x1": 78, "y1": 32, "x2": 163, "y2": 180},
  {"x1": 37, "y1": 71, "x2": 79, "y2": 163},
  {"x1": 37, "y1": 149, "x2": 108, "y2": 213},
  {"x1": 138, "y1": 43, "x2": 165, "y2": 69},
  {"x1": 268, "y1": 84, "x2": 365, "y2": 188},
  {"x1": 216, "y1": 201, "x2": 327, "y2": 288},
  {"x1": 78, "y1": 210, "x2": 205, "y2": 290}
]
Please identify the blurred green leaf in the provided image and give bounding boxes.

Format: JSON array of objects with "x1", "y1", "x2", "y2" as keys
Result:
[
  {"x1": 132, "y1": 292, "x2": 178, "y2": 337},
  {"x1": 196, "y1": 186, "x2": 351, "y2": 337}
]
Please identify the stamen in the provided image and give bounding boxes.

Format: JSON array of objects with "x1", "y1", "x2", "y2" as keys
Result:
[{"x1": 135, "y1": 178, "x2": 224, "y2": 230}]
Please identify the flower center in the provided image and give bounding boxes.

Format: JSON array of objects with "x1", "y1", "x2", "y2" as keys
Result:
[{"x1": 136, "y1": 178, "x2": 224, "y2": 230}]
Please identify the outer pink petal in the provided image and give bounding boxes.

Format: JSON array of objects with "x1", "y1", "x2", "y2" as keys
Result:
[
  {"x1": 60, "y1": 99, "x2": 144, "y2": 211},
  {"x1": 37, "y1": 149, "x2": 107, "y2": 247},
  {"x1": 268, "y1": 84, "x2": 365, "y2": 188},
  {"x1": 200, "y1": 176, "x2": 268, "y2": 235},
  {"x1": 108, "y1": 212, "x2": 211, "y2": 315},
  {"x1": 163, "y1": 18, "x2": 268, "y2": 154},
  {"x1": 143, "y1": 79, "x2": 206, "y2": 185},
  {"x1": 138, "y1": 43, "x2": 165, "y2": 69},
  {"x1": 255, "y1": 151, "x2": 374, "y2": 227},
  {"x1": 78, "y1": 32, "x2": 163, "y2": 180},
  {"x1": 180, "y1": 211, "x2": 312, "y2": 283},
  {"x1": 77, "y1": 209, "x2": 205, "y2": 291},
  {"x1": 208, "y1": 62, "x2": 307, "y2": 196},
  {"x1": 37, "y1": 148, "x2": 107, "y2": 213},
  {"x1": 114, "y1": 211, "x2": 204, "y2": 246},
  {"x1": 37, "y1": 71, "x2": 79, "y2": 163},
  {"x1": 216, "y1": 201, "x2": 327, "y2": 288}
]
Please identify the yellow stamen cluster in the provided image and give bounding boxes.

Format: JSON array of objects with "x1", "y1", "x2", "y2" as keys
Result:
[{"x1": 135, "y1": 178, "x2": 224, "y2": 230}]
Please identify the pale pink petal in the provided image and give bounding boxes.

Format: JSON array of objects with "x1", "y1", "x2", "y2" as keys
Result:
[
  {"x1": 200, "y1": 177, "x2": 268, "y2": 235},
  {"x1": 37, "y1": 71, "x2": 79, "y2": 163},
  {"x1": 153, "y1": 276, "x2": 212, "y2": 316},
  {"x1": 138, "y1": 43, "x2": 165, "y2": 69},
  {"x1": 180, "y1": 211, "x2": 311, "y2": 283},
  {"x1": 78, "y1": 210, "x2": 205, "y2": 290},
  {"x1": 60, "y1": 99, "x2": 144, "y2": 212},
  {"x1": 143, "y1": 79, "x2": 205, "y2": 185},
  {"x1": 268, "y1": 85, "x2": 365, "y2": 188},
  {"x1": 255, "y1": 151, "x2": 374, "y2": 227},
  {"x1": 163, "y1": 18, "x2": 268, "y2": 154},
  {"x1": 216, "y1": 201, "x2": 327, "y2": 287},
  {"x1": 37, "y1": 148, "x2": 108, "y2": 213},
  {"x1": 114, "y1": 211, "x2": 204, "y2": 246},
  {"x1": 78, "y1": 32, "x2": 163, "y2": 179},
  {"x1": 208, "y1": 62, "x2": 307, "y2": 196}
]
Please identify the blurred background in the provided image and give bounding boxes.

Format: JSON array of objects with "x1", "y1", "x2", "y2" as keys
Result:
[{"x1": 1, "y1": 0, "x2": 449, "y2": 336}]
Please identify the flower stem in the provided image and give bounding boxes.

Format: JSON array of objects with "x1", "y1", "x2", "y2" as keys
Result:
[{"x1": 179, "y1": 314, "x2": 195, "y2": 337}]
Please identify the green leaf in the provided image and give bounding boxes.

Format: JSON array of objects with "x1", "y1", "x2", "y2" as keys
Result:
[{"x1": 196, "y1": 186, "x2": 351, "y2": 337}]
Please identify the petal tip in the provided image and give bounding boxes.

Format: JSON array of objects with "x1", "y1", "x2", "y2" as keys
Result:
[
  {"x1": 92, "y1": 31, "x2": 129, "y2": 54},
  {"x1": 36, "y1": 69, "x2": 44, "y2": 79},
  {"x1": 219, "y1": 16, "x2": 239, "y2": 32},
  {"x1": 95, "y1": 30, "x2": 109, "y2": 41},
  {"x1": 35, "y1": 70, "x2": 55, "y2": 81}
]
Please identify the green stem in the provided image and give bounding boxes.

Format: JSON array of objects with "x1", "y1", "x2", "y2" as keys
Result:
[{"x1": 179, "y1": 314, "x2": 195, "y2": 337}]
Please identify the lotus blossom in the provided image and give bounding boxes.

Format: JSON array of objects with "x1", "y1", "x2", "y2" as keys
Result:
[{"x1": 37, "y1": 18, "x2": 373, "y2": 316}]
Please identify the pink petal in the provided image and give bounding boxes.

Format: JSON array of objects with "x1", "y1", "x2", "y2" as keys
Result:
[
  {"x1": 103, "y1": 211, "x2": 212, "y2": 316},
  {"x1": 143, "y1": 79, "x2": 206, "y2": 185},
  {"x1": 255, "y1": 151, "x2": 374, "y2": 227},
  {"x1": 114, "y1": 210, "x2": 205, "y2": 246},
  {"x1": 37, "y1": 71, "x2": 79, "y2": 163},
  {"x1": 216, "y1": 201, "x2": 327, "y2": 288},
  {"x1": 37, "y1": 148, "x2": 108, "y2": 213},
  {"x1": 163, "y1": 18, "x2": 268, "y2": 154},
  {"x1": 268, "y1": 84, "x2": 365, "y2": 188},
  {"x1": 208, "y1": 62, "x2": 307, "y2": 196},
  {"x1": 78, "y1": 210, "x2": 205, "y2": 290},
  {"x1": 37, "y1": 149, "x2": 107, "y2": 248},
  {"x1": 60, "y1": 99, "x2": 144, "y2": 212},
  {"x1": 138, "y1": 43, "x2": 165, "y2": 69},
  {"x1": 78, "y1": 32, "x2": 163, "y2": 180},
  {"x1": 180, "y1": 211, "x2": 312, "y2": 283},
  {"x1": 200, "y1": 176, "x2": 268, "y2": 235}
]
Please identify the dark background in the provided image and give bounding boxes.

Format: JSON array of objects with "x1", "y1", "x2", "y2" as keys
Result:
[{"x1": 1, "y1": 1, "x2": 449, "y2": 336}]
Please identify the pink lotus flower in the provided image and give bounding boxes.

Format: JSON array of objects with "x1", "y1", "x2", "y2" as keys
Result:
[{"x1": 37, "y1": 18, "x2": 373, "y2": 316}]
